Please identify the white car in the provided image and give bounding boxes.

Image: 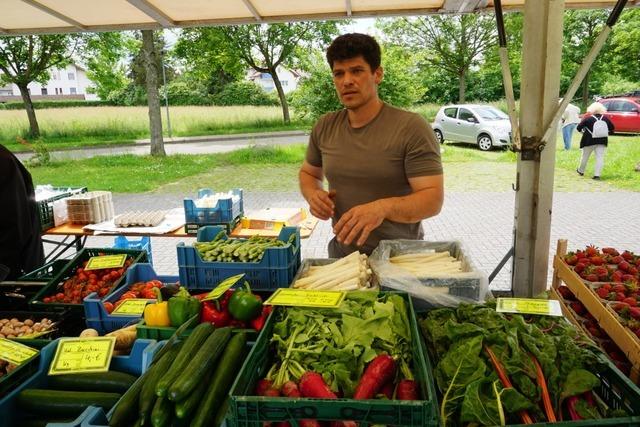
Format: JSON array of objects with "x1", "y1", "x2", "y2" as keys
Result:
[{"x1": 432, "y1": 104, "x2": 512, "y2": 151}]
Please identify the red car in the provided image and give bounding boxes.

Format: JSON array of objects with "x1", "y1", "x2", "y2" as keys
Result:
[{"x1": 597, "y1": 97, "x2": 640, "y2": 134}]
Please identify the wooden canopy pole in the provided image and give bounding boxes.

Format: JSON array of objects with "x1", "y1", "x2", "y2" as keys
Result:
[{"x1": 511, "y1": 0, "x2": 565, "y2": 297}]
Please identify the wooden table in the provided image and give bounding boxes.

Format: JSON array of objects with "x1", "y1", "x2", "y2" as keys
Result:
[{"x1": 42, "y1": 214, "x2": 319, "y2": 261}]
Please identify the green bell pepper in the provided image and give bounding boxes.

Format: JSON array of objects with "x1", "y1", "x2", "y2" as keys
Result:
[
  {"x1": 228, "y1": 282, "x2": 262, "y2": 322},
  {"x1": 168, "y1": 288, "x2": 201, "y2": 327}
]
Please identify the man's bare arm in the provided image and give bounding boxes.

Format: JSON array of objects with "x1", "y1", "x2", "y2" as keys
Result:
[{"x1": 299, "y1": 160, "x2": 335, "y2": 220}]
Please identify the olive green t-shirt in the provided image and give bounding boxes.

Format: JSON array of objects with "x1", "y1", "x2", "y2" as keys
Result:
[{"x1": 305, "y1": 103, "x2": 443, "y2": 256}]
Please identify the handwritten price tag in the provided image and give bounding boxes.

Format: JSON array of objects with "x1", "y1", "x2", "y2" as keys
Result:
[
  {"x1": 202, "y1": 274, "x2": 245, "y2": 302},
  {"x1": 111, "y1": 299, "x2": 149, "y2": 316},
  {"x1": 85, "y1": 255, "x2": 126, "y2": 271},
  {"x1": 496, "y1": 298, "x2": 562, "y2": 317},
  {"x1": 0, "y1": 339, "x2": 38, "y2": 365},
  {"x1": 48, "y1": 337, "x2": 116, "y2": 376},
  {"x1": 264, "y1": 289, "x2": 345, "y2": 308}
]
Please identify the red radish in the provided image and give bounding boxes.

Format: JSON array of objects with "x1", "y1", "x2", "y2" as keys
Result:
[
  {"x1": 256, "y1": 379, "x2": 274, "y2": 396},
  {"x1": 299, "y1": 372, "x2": 338, "y2": 399},
  {"x1": 264, "y1": 388, "x2": 281, "y2": 397},
  {"x1": 353, "y1": 354, "x2": 396, "y2": 400},
  {"x1": 380, "y1": 382, "x2": 394, "y2": 399},
  {"x1": 396, "y1": 379, "x2": 419, "y2": 400},
  {"x1": 282, "y1": 381, "x2": 302, "y2": 398}
]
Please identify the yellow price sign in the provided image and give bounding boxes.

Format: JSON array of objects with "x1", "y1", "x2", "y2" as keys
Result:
[
  {"x1": 0, "y1": 339, "x2": 38, "y2": 365},
  {"x1": 111, "y1": 298, "x2": 149, "y2": 316},
  {"x1": 264, "y1": 288, "x2": 345, "y2": 309},
  {"x1": 85, "y1": 254, "x2": 127, "y2": 271},
  {"x1": 202, "y1": 274, "x2": 245, "y2": 302},
  {"x1": 48, "y1": 337, "x2": 116, "y2": 376},
  {"x1": 496, "y1": 298, "x2": 562, "y2": 317}
]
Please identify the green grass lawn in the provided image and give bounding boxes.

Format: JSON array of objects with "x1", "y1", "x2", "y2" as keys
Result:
[{"x1": 27, "y1": 134, "x2": 639, "y2": 193}]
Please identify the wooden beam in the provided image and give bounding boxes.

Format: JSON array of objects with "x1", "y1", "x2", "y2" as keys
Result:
[
  {"x1": 346, "y1": 0, "x2": 353, "y2": 16},
  {"x1": 242, "y1": 0, "x2": 262, "y2": 22},
  {"x1": 0, "y1": 27, "x2": 7, "y2": 34},
  {"x1": 442, "y1": 0, "x2": 488, "y2": 12},
  {"x1": 511, "y1": 0, "x2": 565, "y2": 297},
  {"x1": 126, "y1": 0, "x2": 175, "y2": 27},
  {"x1": 19, "y1": 0, "x2": 86, "y2": 30}
]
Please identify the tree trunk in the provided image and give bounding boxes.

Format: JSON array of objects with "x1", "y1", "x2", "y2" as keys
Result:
[
  {"x1": 17, "y1": 84, "x2": 40, "y2": 139},
  {"x1": 581, "y1": 70, "x2": 590, "y2": 111},
  {"x1": 142, "y1": 30, "x2": 165, "y2": 156},
  {"x1": 270, "y1": 67, "x2": 290, "y2": 124},
  {"x1": 458, "y1": 71, "x2": 466, "y2": 103}
]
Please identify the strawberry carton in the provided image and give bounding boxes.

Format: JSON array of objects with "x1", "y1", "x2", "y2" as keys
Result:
[{"x1": 607, "y1": 301, "x2": 640, "y2": 344}]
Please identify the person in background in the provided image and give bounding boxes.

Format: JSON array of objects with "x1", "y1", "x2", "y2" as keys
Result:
[
  {"x1": 0, "y1": 144, "x2": 44, "y2": 280},
  {"x1": 576, "y1": 102, "x2": 614, "y2": 181},
  {"x1": 298, "y1": 33, "x2": 444, "y2": 257},
  {"x1": 561, "y1": 100, "x2": 581, "y2": 150}
]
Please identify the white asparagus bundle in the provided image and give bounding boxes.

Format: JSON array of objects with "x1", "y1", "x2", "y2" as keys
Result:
[
  {"x1": 292, "y1": 252, "x2": 373, "y2": 290},
  {"x1": 390, "y1": 251, "x2": 467, "y2": 276}
]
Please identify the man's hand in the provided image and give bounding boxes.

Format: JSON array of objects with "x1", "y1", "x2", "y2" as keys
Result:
[
  {"x1": 333, "y1": 200, "x2": 387, "y2": 247},
  {"x1": 308, "y1": 189, "x2": 336, "y2": 220}
]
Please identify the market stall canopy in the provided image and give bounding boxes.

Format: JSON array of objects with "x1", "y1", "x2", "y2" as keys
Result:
[{"x1": 1, "y1": 0, "x2": 637, "y2": 35}]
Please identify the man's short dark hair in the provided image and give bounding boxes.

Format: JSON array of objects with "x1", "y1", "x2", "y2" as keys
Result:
[{"x1": 326, "y1": 33, "x2": 381, "y2": 71}]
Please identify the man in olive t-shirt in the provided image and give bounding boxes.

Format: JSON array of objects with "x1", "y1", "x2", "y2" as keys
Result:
[{"x1": 298, "y1": 34, "x2": 444, "y2": 257}]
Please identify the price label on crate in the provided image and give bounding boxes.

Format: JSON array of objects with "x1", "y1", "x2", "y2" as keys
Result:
[
  {"x1": 0, "y1": 338, "x2": 38, "y2": 365},
  {"x1": 496, "y1": 298, "x2": 563, "y2": 317},
  {"x1": 85, "y1": 254, "x2": 127, "y2": 271},
  {"x1": 202, "y1": 274, "x2": 246, "y2": 302},
  {"x1": 48, "y1": 337, "x2": 116, "y2": 376},
  {"x1": 111, "y1": 298, "x2": 150, "y2": 316},
  {"x1": 264, "y1": 288, "x2": 345, "y2": 309}
]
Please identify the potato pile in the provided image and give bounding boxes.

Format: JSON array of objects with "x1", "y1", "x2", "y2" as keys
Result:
[{"x1": 0, "y1": 317, "x2": 54, "y2": 339}]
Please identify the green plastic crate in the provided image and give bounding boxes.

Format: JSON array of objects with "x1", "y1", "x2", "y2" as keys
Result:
[
  {"x1": 228, "y1": 292, "x2": 438, "y2": 427},
  {"x1": 36, "y1": 186, "x2": 87, "y2": 231},
  {"x1": 17, "y1": 259, "x2": 71, "y2": 282},
  {"x1": 29, "y1": 247, "x2": 148, "y2": 312},
  {"x1": 418, "y1": 317, "x2": 640, "y2": 427}
]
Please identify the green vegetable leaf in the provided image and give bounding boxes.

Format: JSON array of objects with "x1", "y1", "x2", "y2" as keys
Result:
[{"x1": 560, "y1": 369, "x2": 601, "y2": 401}]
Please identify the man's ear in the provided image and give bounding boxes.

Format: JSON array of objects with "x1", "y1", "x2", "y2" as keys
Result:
[{"x1": 374, "y1": 66, "x2": 384, "y2": 84}]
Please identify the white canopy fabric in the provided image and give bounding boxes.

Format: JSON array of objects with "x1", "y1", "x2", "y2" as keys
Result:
[{"x1": 0, "y1": 0, "x2": 636, "y2": 35}]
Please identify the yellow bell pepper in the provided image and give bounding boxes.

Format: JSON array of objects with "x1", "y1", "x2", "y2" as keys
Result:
[{"x1": 144, "y1": 287, "x2": 171, "y2": 327}]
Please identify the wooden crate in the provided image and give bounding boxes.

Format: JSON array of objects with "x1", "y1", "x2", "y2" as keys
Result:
[{"x1": 551, "y1": 239, "x2": 640, "y2": 384}]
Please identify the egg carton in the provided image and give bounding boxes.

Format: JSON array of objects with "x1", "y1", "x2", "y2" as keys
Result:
[{"x1": 114, "y1": 210, "x2": 167, "y2": 227}]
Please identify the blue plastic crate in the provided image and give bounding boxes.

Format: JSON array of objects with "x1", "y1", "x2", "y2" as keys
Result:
[
  {"x1": 183, "y1": 188, "x2": 244, "y2": 225},
  {"x1": 0, "y1": 338, "x2": 159, "y2": 426},
  {"x1": 113, "y1": 236, "x2": 153, "y2": 265},
  {"x1": 177, "y1": 225, "x2": 301, "y2": 289},
  {"x1": 83, "y1": 264, "x2": 179, "y2": 335}
]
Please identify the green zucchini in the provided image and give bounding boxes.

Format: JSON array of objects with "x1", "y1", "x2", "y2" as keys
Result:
[
  {"x1": 155, "y1": 322, "x2": 214, "y2": 397},
  {"x1": 110, "y1": 368, "x2": 153, "y2": 427},
  {"x1": 17, "y1": 389, "x2": 120, "y2": 417},
  {"x1": 47, "y1": 370, "x2": 137, "y2": 393},
  {"x1": 173, "y1": 369, "x2": 210, "y2": 419},
  {"x1": 213, "y1": 397, "x2": 230, "y2": 427},
  {"x1": 140, "y1": 342, "x2": 183, "y2": 419},
  {"x1": 167, "y1": 327, "x2": 232, "y2": 402},
  {"x1": 151, "y1": 396, "x2": 172, "y2": 427},
  {"x1": 190, "y1": 332, "x2": 247, "y2": 427}
]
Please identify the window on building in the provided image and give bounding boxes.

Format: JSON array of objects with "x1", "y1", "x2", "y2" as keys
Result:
[
  {"x1": 59, "y1": 87, "x2": 63, "y2": 94},
  {"x1": 70, "y1": 87, "x2": 77, "y2": 94},
  {"x1": 281, "y1": 81, "x2": 288, "y2": 87},
  {"x1": 68, "y1": 72, "x2": 75, "y2": 80},
  {"x1": 52, "y1": 71, "x2": 60, "y2": 80},
  {"x1": 41, "y1": 88, "x2": 48, "y2": 95}
]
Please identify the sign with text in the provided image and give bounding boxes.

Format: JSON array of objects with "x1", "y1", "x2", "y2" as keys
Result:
[
  {"x1": 0, "y1": 339, "x2": 38, "y2": 365},
  {"x1": 264, "y1": 288, "x2": 345, "y2": 308},
  {"x1": 111, "y1": 299, "x2": 149, "y2": 316},
  {"x1": 202, "y1": 274, "x2": 245, "y2": 302},
  {"x1": 85, "y1": 254, "x2": 126, "y2": 271},
  {"x1": 48, "y1": 337, "x2": 116, "y2": 375},
  {"x1": 496, "y1": 298, "x2": 562, "y2": 317}
]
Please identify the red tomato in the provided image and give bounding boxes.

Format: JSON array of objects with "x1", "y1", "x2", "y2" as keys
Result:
[{"x1": 103, "y1": 302, "x2": 114, "y2": 313}]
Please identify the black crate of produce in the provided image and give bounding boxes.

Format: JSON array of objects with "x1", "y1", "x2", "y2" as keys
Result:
[{"x1": 0, "y1": 260, "x2": 71, "y2": 310}]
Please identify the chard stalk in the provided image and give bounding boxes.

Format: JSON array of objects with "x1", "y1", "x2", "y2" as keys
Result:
[{"x1": 494, "y1": 380, "x2": 506, "y2": 426}]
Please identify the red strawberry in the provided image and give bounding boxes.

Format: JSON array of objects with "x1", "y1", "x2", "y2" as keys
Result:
[
  {"x1": 565, "y1": 254, "x2": 578, "y2": 266},
  {"x1": 616, "y1": 292, "x2": 626, "y2": 302},
  {"x1": 623, "y1": 275, "x2": 637, "y2": 284},
  {"x1": 612, "y1": 302, "x2": 629, "y2": 313},
  {"x1": 595, "y1": 266, "x2": 608, "y2": 275},
  {"x1": 598, "y1": 273, "x2": 609, "y2": 282},
  {"x1": 622, "y1": 250, "x2": 635, "y2": 261},
  {"x1": 570, "y1": 301, "x2": 586, "y2": 315},
  {"x1": 630, "y1": 307, "x2": 640, "y2": 320},
  {"x1": 590, "y1": 256, "x2": 605, "y2": 266},
  {"x1": 586, "y1": 245, "x2": 599, "y2": 257},
  {"x1": 602, "y1": 247, "x2": 620, "y2": 256},
  {"x1": 614, "y1": 361, "x2": 631, "y2": 375},
  {"x1": 635, "y1": 258, "x2": 640, "y2": 267},
  {"x1": 583, "y1": 312, "x2": 596, "y2": 322},
  {"x1": 623, "y1": 297, "x2": 637, "y2": 307},
  {"x1": 587, "y1": 326, "x2": 604, "y2": 338},
  {"x1": 596, "y1": 287, "x2": 610, "y2": 299},
  {"x1": 576, "y1": 250, "x2": 587, "y2": 260},
  {"x1": 635, "y1": 329, "x2": 640, "y2": 339},
  {"x1": 574, "y1": 263, "x2": 587, "y2": 274},
  {"x1": 612, "y1": 256, "x2": 625, "y2": 264},
  {"x1": 607, "y1": 292, "x2": 619, "y2": 301},
  {"x1": 628, "y1": 267, "x2": 638, "y2": 276},
  {"x1": 609, "y1": 351, "x2": 627, "y2": 362},
  {"x1": 557, "y1": 286, "x2": 575, "y2": 301},
  {"x1": 613, "y1": 284, "x2": 627, "y2": 294},
  {"x1": 601, "y1": 283, "x2": 612, "y2": 291},
  {"x1": 612, "y1": 270, "x2": 625, "y2": 282},
  {"x1": 584, "y1": 273, "x2": 598, "y2": 282}
]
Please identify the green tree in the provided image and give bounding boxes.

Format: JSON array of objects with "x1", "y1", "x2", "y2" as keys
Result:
[
  {"x1": 82, "y1": 32, "x2": 132, "y2": 100},
  {"x1": 381, "y1": 15, "x2": 496, "y2": 102},
  {"x1": 0, "y1": 35, "x2": 77, "y2": 138},
  {"x1": 605, "y1": 9, "x2": 640, "y2": 85}
]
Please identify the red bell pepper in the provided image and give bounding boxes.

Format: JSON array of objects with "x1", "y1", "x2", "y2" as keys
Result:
[
  {"x1": 200, "y1": 301, "x2": 231, "y2": 326},
  {"x1": 250, "y1": 305, "x2": 273, "y2": 331}
]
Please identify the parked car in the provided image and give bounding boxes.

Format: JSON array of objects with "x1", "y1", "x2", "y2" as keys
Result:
[
  {"x1": 594, "y1": 97, "x2": 640, "y2": 134},
  {"x1": 432, "y1": 104, "x2": 512, "y2": 151}
]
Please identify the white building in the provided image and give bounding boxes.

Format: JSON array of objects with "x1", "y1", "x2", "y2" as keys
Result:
[
  {"x1": 247, "y1": 66, "x2": 300, "y2": 94},
  {"x1": 0, "y1": 64, "x2": 98, "y2": 102}
]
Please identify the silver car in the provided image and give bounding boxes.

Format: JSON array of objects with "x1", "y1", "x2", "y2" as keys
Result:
[{"x1": 432, "y1": 104, "x2": 512, "y2": 151}]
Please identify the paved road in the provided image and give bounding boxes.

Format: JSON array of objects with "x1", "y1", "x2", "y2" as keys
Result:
[
  {"x1": 15, "y1": 131, "x2": 308, "y2": 162},
  {"x1": 43, "y1": 190, "x2": 640, "y2": 292}
]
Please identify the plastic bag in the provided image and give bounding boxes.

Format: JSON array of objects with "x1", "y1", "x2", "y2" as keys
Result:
[{"x1": 369, "y1": 240, "x2": 489, "y2": 308}]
